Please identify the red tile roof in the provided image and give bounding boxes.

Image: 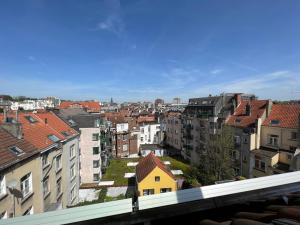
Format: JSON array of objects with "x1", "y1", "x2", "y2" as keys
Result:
[
  {"x1": 262, "y1": 104, "x2": 300, "y2": 129},
  {"x1": 226, "y1": 100, "x2": 268, "y2": 128},
  {"x1": 0, "y1": 127, "x2": 38, "y2": 170},
  {"x1": 137, "y1": 116, "x2": 156, "y2": 124},
  {"x1": 0, "y1": 111, "x2": 78, "y2": 150},
  {"x1": 136, "y1": 152, "x2": 175, "y2": 183},
  {"x1": 59, "y1": 101, "x2": 100, "y2": 112}
]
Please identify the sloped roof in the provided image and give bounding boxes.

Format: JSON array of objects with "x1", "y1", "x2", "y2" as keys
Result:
[
  {"x1": 59, "y1": 101, "x2": 100, "y2": 112},
  {"x1": 137, "y1": 116, "x2": 156, "y2": 124},
  {"x1": 0, "y1": 111, "x2": 78, "y2": 150},
  {"x1": 226, "y1": 100, "x2": 268, "y2": 128},
  {"x1": 136, "y1": 152, "x2": 175, "y2": 183},
  {"x1": 262, "y1": 104, "x2": 300, "y2": 129},
  {"x1": 0, "y1": 127, "x2": 38, "y2": 171}
]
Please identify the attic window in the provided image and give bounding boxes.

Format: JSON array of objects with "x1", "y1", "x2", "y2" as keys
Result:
[
  {"x1": 68, "y1": 119, "x2": 76, "y2": 126},
  {"x1": 48, "y1": 134, "x2": 60, "y2": 142},
  {"x1": 235, "y1": 118, "x2": 241, "y2": 123},
  {"x1": 61, "y1": 131, "x2": 69, "y2": 137},
  {"x1": 270, "y1": 120, "x2": 280, "y2": 125},
  {"x1": 25, "y1": 116, "x2": 37, "y2": 123},
  {"x1": 9, "y1": 146, "x2": 24, "y2": 156}
]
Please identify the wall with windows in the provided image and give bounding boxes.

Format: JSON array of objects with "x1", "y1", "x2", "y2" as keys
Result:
[
  {"x1": 0, "y1": 156, "x2": 43, "y2": 218},
  {"x1": 61, "y1": 136, "x2": 80, "y2": 207},
  {"x1": 79, "y1": 127, "x2": 101, "y2": 184},
  {"x1": 139, "y1": 123, "x2": 161, "y2": 145},
  {"x1": 137, "y1": 167, "x2": 177, "y2": 196}
]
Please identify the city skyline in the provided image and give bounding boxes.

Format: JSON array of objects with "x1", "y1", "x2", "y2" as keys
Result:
[{"x1": 1, "y1": 0, "x2": 300, "y2": 101}]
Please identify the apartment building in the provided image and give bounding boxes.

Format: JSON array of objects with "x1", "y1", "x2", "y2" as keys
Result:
[
  {"x1": 0, "y1": 128, "x2": 41, "y2": 218},
  {"x1": 163, "y1": 112, "x2": 182, "y2": 151},
  {"x1": 0, "y1": 110, "x2": 80, "y2": 216},
  {"x1": 252, "y1": 104, "x2": 300, "y2": 177},
  {"x1": 181, "y1": 94, "x2": 239, "y2": 165},
  {"x1": 226, "y1": 99, "x2": 270, "y2": 177},
  {"x1": 139, "y1": 122, "x2": 161, "y2": 145},
  {"x1": 56, "y1": 109, "x2": 109, "y2": 184},
  {"x1": 136, "y1": 152, "x2": 177, "y2": 196}
]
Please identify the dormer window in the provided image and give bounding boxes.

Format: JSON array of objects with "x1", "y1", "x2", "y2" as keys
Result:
[
  {"x1": 24, "y1": 116, "x2": 37, "y2": 123},
  {"x1": 68, "y1": 119, "x2": 76, "y2": 126},
  {"x1": 270, "y1": 120, "x2": 280, "y2": 125},
  {"x1": 9, "y1": 146, "x2": 24, "y2": 156},
  {"x1": 48, "y1": 134, "x2": 60, "y2": 142},
  {"x1": 235, "y1": 118, "x2": 241, "y2": 123},
  {"x1": 61, "y1": 131, "x2": 69, "y2": 137}
]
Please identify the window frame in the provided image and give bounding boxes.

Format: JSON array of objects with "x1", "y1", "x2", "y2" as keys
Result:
[{"x1": 20, "y1": 173, "x2": 32, "y2": 199}]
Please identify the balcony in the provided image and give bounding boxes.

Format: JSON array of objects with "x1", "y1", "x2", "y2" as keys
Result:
[{"x1": 2, "y1": 171, "x2": 300, "y2": 225}]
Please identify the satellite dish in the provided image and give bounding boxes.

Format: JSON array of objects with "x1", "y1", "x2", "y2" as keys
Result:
[{"x1": 8, "y1": 187, "x2": 23, "y2": 199}]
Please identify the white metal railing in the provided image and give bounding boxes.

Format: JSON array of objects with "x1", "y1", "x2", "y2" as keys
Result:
[
  {"x1": 138, "y1": 171, "x2": 300, "y2": 210},
  {"x1": 1, "y1": 171, "x2": 300, "y2": 224}
]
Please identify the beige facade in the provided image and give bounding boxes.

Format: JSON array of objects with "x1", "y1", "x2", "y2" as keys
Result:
[
  {"x1": 0, "y1": 155, "x2": 43, "y2": 218},
  {"x1": 165, "y1": 113, "x2": 182, "y2": 151}
]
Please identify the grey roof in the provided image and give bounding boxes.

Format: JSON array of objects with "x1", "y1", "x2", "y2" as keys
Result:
[{"x1": 188, "y1": 96, "x2": 221, "y2": 106}]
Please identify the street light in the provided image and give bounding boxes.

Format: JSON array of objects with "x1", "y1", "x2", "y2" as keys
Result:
[{"x1": 7, "y1": 179, "x2": 23, "y2": 218}]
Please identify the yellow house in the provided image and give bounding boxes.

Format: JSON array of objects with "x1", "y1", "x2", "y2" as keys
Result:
[{"x1": 136, "y1": 152, "x2": 177, "y2": 196}]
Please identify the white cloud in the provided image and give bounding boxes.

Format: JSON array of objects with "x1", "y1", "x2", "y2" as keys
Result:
[
  {"x1": 162, "y1": 67, "x2": 201, "y2": 88},
  {"x1": 210, "y1": 69, "x2": 223, "y2": 74},
  {"x1": 28, "y1": 56, "x2": 36, "y2": 61}
]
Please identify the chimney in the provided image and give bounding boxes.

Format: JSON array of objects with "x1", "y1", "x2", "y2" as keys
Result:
[
  {"x1": 266, "y1": 99, "x2": 273, "y2": 117},
  {"x1": 234, "y1": 93, "x2": 242, "y2": 106},
  {"x1": 245, "y1": 103, "x2": 251, "y2": 116},
  {"x1": 45, "y1": 118, "x2": 48, "y2": 124},
  {"x1": 3, "y1": 107, "x2": 7, "y2": 123},
  {"x1": 1, "y1": 122, "x2": 23, "y2": 139}
]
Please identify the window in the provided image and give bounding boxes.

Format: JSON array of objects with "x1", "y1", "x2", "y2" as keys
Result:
[
  {"x1": 255, "y1": 159, "x2": 266, "y2": 171},
  {"x1": 92, "y1": 133, "x2": 99, "y2": 141},
  {"x1": 122, "y1": 134, "x2": 127, "y2": 141},
  {"x1": 160, "y1": 188, "x2": 171, "y2": 193},
  {"x1": 143, "y1": 189, "x2": 154, "y2": 196},
  {"x1": 268, "y1": 135, "x2": 279, "y2": 147},
  {"x1": 42, "y1": 154, "x2": 49, "y2": 167},
  {"x1": 21, "y1": 173, "x2": 32, "y2": 198},
  {"x1": 93, "y1": 174, "x2": 99, "y2": 181},
  {"x1": 43, "y1": 177, "x2": 50, "y2": 197},
  {"x1": 123, "y1": 144, "x2": 128, "y2": 152},
  {"x1": 24, "y1": 116, "x2": 37, "y2": 123},
  {"x1": 290, "y1": 146, "x2": 297, "y2": 151},
  {"x1": 9, "y1": 146, "x2": 24, "y2": 156},
  {"x1": 70, "y1": 184, "x2": 76, "y2": 202},
  {"x1": 287, "y1": 154, "x2": 293, "y2": 161},
  {"x1": 70, "y1": 145, "x2": 75, "y2": 159},
  {"x1": 243, "y1": 137, "x2": 248, "y2": 144},
  {"x1": 93, "y1": 160, "x2": 99, "y2": 168},
  {"x1": 48, "y1": 134, "x2": 60, "y2": 142},
  {"x1": 56, "y1": 178, "x2": 62, "y2": 198},
  {"x1": 61, "y1": 131, "x2": 69, "y2": 137},
  {"x1": 140, "y1": 137, "x2": 144, "y2": 142},
  {"x1": 0, "y1": 211, "x2": 7, "y2": 219},
  {"x1": 156, "y1": 126, "x2": 160, "y2": 129},
  {"x1": 0, "y1": 176, "x2": 6, "y2": 196},
  {"x1": 234, "y1": 136, "x2": 241, "y2": 145},
  {"x1": 141, "y1": 128, "x2": 144, "y2": 134},
  {"x1": 93, "y1": 147, "x2": 99, "y2": 154},
  {"x1": 270, "y1": 120, "x2": 280, "y2": 125},
  {"x1": 155, "y1": 176, "x2": 160, "y2": 182},
  {"x1": 23, "y1": 206, "x2": 33, "y2": 216},
  {"x1": 70, "y1": 164, "x2": 75, "y2": 179},
  {"x1": 56, "y1": 155, "x2": 62, "y2": 171},
  {"x1": 291, "y1": 132, "x2": 297, "y2": 140}
]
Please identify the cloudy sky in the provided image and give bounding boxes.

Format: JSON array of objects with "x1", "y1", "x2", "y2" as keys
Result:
[{"x1": 0, "y1": 0, "x2": 300, "y2": 102}]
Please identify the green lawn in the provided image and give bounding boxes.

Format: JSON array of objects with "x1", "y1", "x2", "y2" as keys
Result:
[{"x1": 102, "y1": 156, "x2": 193, "y2": 186}]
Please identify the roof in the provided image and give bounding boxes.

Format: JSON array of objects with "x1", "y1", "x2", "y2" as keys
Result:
[
  {"x1": 262, "y1": 104, "x2": 300, "y2": 129},
  {"x1": 136, "y1": 152, "x2": 175, "y2": 183},
  {"x1": 137, "y1": 116, "x2": 156, "y2": 124},
  {"x1": 188, "y1": 96, "x2": 221, "y2": 106},
  {"x1": 0, "y1": 111, "x2": 78, "y2": 150},
  {"x1": 226, "y1": 100, "x2": 268, "y2": 128},
  {"x1": 0, "y1": 127, "x2": 38, "y2": 171},
  {"x1": 59, "y1": 101, "x2": 100, "y2": 112}
]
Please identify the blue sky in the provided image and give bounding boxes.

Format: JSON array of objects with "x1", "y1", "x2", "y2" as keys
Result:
[{"x1": 0, "y1": 0, "x2": 300, "y2": 102}]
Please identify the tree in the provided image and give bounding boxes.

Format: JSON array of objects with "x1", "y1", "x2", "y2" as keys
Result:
[{"x1": 197, "y1": 125, "x2": 235, "y2": 185}]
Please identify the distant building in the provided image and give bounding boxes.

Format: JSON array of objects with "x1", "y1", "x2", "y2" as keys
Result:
[
  {"x1": 59, "y1": 101, "x2": 100, "y2": 113},
  {"x1": 154, "y1": 98, "x2": 164, "y2": 107},
  {"x1": 163, "y1": 112, "x2": 182, "y2": 151},
  {"x1": 135, "y1": 152, "x2": 177, "y2": 196},
  {"x1": 173, "y1": 97, "x2": 181, "y2": 105}
]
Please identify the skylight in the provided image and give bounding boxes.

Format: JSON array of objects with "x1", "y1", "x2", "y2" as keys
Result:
[
  {"x1": 24, "y1": 116, "x2": 37, "y2": 123},
  {"x1": 9, "y1": 146, "x2": 24, "y2": 156},
  {"x1": 68, "y1": 119, "x2": 76, "y2": 126},
  {"x1": 270, "y1": 120, "x2": 280, "y2": 125},
  {"x1": 61, "y1": 131, "x2": 69, "y2": 137},
  {"x1": 48, "y1": 134, "x2": 60, "y2": 142}
]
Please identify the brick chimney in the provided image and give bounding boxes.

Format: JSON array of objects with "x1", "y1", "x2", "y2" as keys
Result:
[
  {"x1": 266, "y1": 99, "x2": 273, "y2": 117},
  {"x1": 1, "y1": 109, "x2": 23, "y2": 139},
  {"x1": 245, "y1": 103, "x2": 251, "y2": 116},
  {"x1": 234, "y1": 93, "x2": 242, "y2": 106}
]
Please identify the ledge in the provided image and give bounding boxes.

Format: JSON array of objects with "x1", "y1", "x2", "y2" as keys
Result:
[
  {"x1": 21, "y1": 192, "x2": 34, "y2": 205},
  {"x1": 0, "y1": 193, "x2": 8, "y2": 201}
]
